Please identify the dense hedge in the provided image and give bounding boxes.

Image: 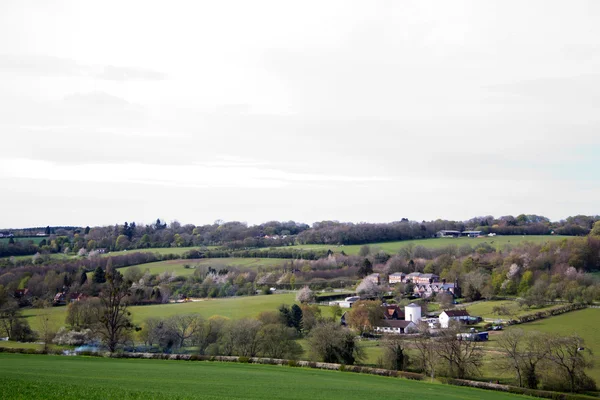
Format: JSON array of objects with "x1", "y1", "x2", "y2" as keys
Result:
[{"x1": 509, "y1": 303, "x2": 588, "y2": 325}]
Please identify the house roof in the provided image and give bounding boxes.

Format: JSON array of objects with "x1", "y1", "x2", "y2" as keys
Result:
[
  {"x1": 389, "y1": 272, "x2": 406, "y2": 277},
  {"x1": 442, "y1": 309, "x2": 470, "y2": 317},
  {"x1": 377, "y1": 320, "x2": 415, "y2": 329},
  {"x1": 406, "y1": 303, "x2": 420, "y2": 308}
]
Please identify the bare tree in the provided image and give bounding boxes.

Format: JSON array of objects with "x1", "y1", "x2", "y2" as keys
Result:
[
  {"x1": 95, "y1": 269, "x2": 133, "y2": 352},
  {"x1": 168, "y1": 314, "x2": 203, "y2": 348},
  {"x1": 380, "y1": 334, "x2": 408, "y2": 371},
  {"x1": 231, "y1": 318, "x2": 262, "y2": 357},
  {"x1": 435, "y1": 327, "x2": 483, "y2": 379},
  {"x1": 496, "y1": 329, "x2": 526, "y2": 387},
  {"x1": 37, "y1": 302, "x2": 57, "y2": 352},
  {"x1": 548, "y1": 335, "x2": 594, "y2": 393},
  {"x1": 413, "y1": 333, "x2": 438, "y2": 381}
]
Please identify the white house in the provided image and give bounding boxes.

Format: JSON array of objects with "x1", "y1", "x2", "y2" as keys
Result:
[
  {"x1": 374, "y1": 320, "x2": 417, "y2": 335},
  {"x1": 439, "y1": 309, "x2": 470, "y2": 328}
]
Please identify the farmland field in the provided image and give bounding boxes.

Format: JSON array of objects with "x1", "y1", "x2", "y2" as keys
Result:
[
  {"x1": 116, "y1": 258, "x2": 289, "y2": 277},
  {"x1": 0, "y1": 353, "x2": 528, "y2": 400},
  {"x1": 102, "y1": 246, "x2": 218, "y2": 257},
  {"x1": 22, "y1": 293, "x2": 299, "y2": 331},
  {"x1": 511, "y1": 308, "x2": 600, "y2": 382},
  {"x1": 0, "y1": 236, "x2": 47, "y2": 245},
  {"x1": 463, "y1": 300, "x2": 566, "y2": 321},
  {"x1": 281, "y1": 235, "x2": 567, "y2": 256}
]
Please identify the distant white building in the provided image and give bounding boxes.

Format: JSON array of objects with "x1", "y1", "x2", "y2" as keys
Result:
[
  {"x1": 439, "y1": 309, "x2": 470, "y2": 328},
  {"x1": 405, "y1": 303, "x2": 422, "y2": 324}
]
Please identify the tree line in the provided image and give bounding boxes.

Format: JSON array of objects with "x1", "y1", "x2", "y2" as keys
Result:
[{"x1": 2, "y1": 215, "x2": 598, "y2": 258}]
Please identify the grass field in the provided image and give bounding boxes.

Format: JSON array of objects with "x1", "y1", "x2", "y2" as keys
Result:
[
  {"x1": 0, "y1": 237, "x2": 47, "y2": 245},
  {"x1": 0, "y1": 353, "x2": 529, "y2": 400},
  {"x1": 102, "y1": 246, "x2": 218, "y2": 258},
  {"x1": 463, "y1": 300, "x2": 565, "y2": 321},
  {"x1": 513, "y1": 308, "x2": 600, "y2": 382},
  {"x1": 116, "y1": 258, "x2": 289, "y2": 277},
  {"x1": 282, "y1": 235, "x2": 567, "y2": 256},
  {"x1": 22, "y1": 293, "x2": 299, "y2": 331}
]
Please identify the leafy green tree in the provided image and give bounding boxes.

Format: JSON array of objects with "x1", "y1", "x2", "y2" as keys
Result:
[
  {"x1": 92, "y1": 267, "x2": 106, "y2": 284},
  {"x1": 358, "y1": 258, "x2": 373, "y2": 278},
  {"x1": 519, "y1": 271, "x2": 534, "y2": 295},
  {"x1": 308, "y1": 321, "x2": 363, "y2": 365},
  {"x1": 290, "y1": 304, "x2": 303, "y2": 333},
  {"x1": 590, "y1": 221, "x2": 600, "y2": 237},
  {"x1": 115, "y1": 234, "x2": 130, "y2": 251}
]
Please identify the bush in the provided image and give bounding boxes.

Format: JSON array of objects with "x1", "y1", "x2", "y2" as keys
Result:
[
  {"x1": 287, "y1": 360, "x2": 298, "y2": 367},
  {"x1": 238, "y1": 356, "x2": 250, "y2": 363}
]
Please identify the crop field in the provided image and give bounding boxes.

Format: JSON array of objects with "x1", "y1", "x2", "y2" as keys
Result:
[
  {"x1": 282, "y1": 235, "x2": 567, "y2": 256},
  {"x1": 117, "y1": 258, "x2": 289, "y2": 277},
  {"x1": 0, "y1": 353, "x2": 529, "y2": 400},
  {"x1": 463, "y1": 300, "x2": 566, "y2": 321},
  {"x1": 22, "y1": 293, "x2": 299, "y2": 331}
]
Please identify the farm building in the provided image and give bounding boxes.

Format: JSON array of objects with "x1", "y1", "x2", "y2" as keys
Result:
[
  {"x1": 436, "y1": 230, "x2": 461, "y2": 238},
  {"x1": 462, "y1": 230, "x2": 482, "y2": 237},
  {"x1": 439, "y1": 309, "x2": 471, "y2": 328},
  {"x1": 374, "y1": 320, "x2": 417, "y2": 335}
]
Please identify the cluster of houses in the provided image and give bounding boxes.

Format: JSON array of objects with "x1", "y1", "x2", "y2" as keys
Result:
[
  {"x1": 340, "y1": 299, "x2": 481, "y2": 335},
  {"x1": 53, "y1": 291, "x2": 87, "y2": 306},
  {"x1": 388, "y1": 272, "x2": 459, "y2": 299}
]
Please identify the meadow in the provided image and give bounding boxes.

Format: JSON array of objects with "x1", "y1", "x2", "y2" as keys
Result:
[
  {"x1": 512, "y1": 308, "x2": 600, "y2": 382},
  {"x1": 0, "y1": 236, "x2": 47, "y2": 245},
  {"x1": 101, "y1": 246, "x2": 218, "y2": 257},
  {"x1": 282, "y1": 235, "x2": 567, "y2": 256},
  {"x1": 0, "y1": 353, "x2": 529, "y2": 400},
  {"x1": 22, "y1": 293, "x2": 299, "y2": 331},
  {"x1": 116, "y1": 257, "x2": 289, "y2": 277},
  {"x1": 463, "y1": 300, "x2": 566, "y2": 321}
]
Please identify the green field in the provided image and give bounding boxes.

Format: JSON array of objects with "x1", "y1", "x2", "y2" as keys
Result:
[
  {"x1": 513, "y1": 308, "x2": 600, "y2": 382},
  {"x1": 282, "y1": 235, "x2": 567, "y2": 256},
  {"x1": 116, "y1": 258, "x2": 289, "y2": 277},
  {"x1": 463, "y1": 300, "x2": 565, "y2": 321},
  {"x1": 0, "y1": 353, "x2": 528, "y2": 400},
  {"x1": 0, "y1": 236, "x2": 48, "y2": 245},
  {"x1": 102, "y1": 246, "x2": 218, "y2": 258},
  {"x1": 23, "y1": 293, "x2": 299, "y2": 331}
]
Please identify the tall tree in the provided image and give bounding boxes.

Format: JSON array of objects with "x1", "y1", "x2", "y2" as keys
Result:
[{"x1": 95, "y1": 269, "x2": 133, "y2": 352}]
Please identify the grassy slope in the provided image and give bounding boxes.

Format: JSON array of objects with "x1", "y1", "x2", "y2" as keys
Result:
[
  {"x1": 102, "y1": 246, "x2": 218, "y2": 257},
  {"x1": 0, "y1": 353, "x2": 528, "y2": 400},
  {"x1": 22, "y1": 293, "x2": 299, "y2": 331},
  {"x1": 464, "y1": 300, "x2": 566, "y2": 320},
  {"x1": 514, "y1": 308, "x2": 600, "y2": 382},
  {"x1": 282, "y1": 235, "x2": 567, "y2": 255},
  {"x1": 117, "y1": 258, "x2": 289, "y2": 277}
]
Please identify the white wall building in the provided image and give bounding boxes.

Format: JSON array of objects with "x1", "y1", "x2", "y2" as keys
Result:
[{"x1": 405, "y1": 303, "x2": 422, "y2": 324}]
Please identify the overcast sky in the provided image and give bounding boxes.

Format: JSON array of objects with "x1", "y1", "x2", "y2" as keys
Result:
[{"x1": 1, "y1": 1, "x2": 599, "y2": 228}]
